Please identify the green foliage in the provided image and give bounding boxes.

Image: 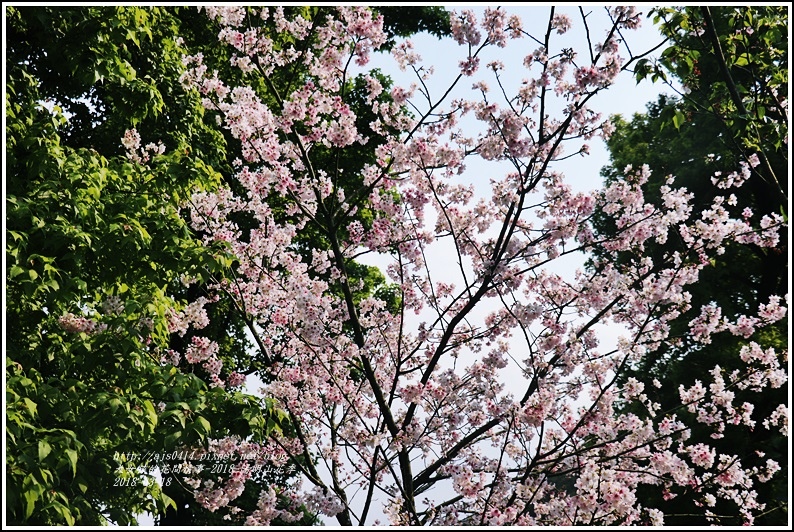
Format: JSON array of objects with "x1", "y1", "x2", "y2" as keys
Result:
[
  {"x1": 378, "y1": 6, "x2": 451, "y2": 50},
  {"x1": 5, "y1": 6, "x2": 284, "y2": 525},
  {"x1": 5, "y1": 6, "x2": 227, "y2": 163},
  {"x1": 642, "y1": 6, "x2": 788, "y2": 209}
]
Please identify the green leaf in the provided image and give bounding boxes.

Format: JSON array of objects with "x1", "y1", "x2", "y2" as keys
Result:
[
  {"x1": 266, "y1": 417, "x2": 283, "y2": 436},
  {"x1": 22, "y1": 397, "x2": 38, "y2": 416},
  {"x1": 51, "y1": 500, "x2": 76, "y2": 525},
  {"x1": 161, "y1": 409, "x2": 186, "y2": 428},
  {"x1": 23, "y1": 489, "x2": 38, "y2": 520},
  {"x1": 64, "y1": 448, "x2": 78, "y2": 477},
  {"x1": 10, "y1": 265, "x2": 26, "y2": 279},
  {"x1": 108, "y1": 397, "x2": 124, "y2": 414},
  {"x1": 672, "y1": 109, "x2": 686, "y2": 130},
  {"x1": 38, "y1": 440, "x2": 52, "y2": 461},
  {"x1": 142, "y1": 399, "x2": 158, "y2": 428},
  {"x1": 159, "y1": 492, "x2": 176, "y2": 512},
  {"x1": 193, "y1": 415, "x2": 211, "y2": 437},
  {"x1": 163, "y1": 430, "x2": 182, "y2": 449}
]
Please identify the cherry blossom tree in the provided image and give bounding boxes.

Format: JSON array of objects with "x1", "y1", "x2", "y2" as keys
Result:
[{"x1": 173, "y1": 6, "x2": 788, "y2": 525}]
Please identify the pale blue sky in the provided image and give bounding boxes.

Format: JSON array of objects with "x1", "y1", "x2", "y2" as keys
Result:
[{"x1": 365, "y1": 4, "x2": 678, "y2": 192}]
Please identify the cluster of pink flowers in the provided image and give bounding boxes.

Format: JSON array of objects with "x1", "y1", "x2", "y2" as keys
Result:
[
  {"x1": 227, "y1": 371, "x2": 247, "y2": 388},
  {"x1": 450, "y1": 10, "x2": 481, "y2": 46},
  {"x1": 711, "y1": 159, "x2": 756, "y2": 189},
  {"x1": 688, "y1": 295, "x2": 788, "y2": 344},
  {"x1": 551, "y1": 13, "x2": 573, "y2": 34},
  {"x1": 176, "y1": 436, "x2": 309, "y2": 524},
  {"x1": 177, "y1": 335, "x2": 226, "y2": 388},
  {"x1": 121, "y1": 128, "x2": 165, "y2": 164},
  {"x1": 183, "y1": 336, "x2": 216, "y2": 364},
  {"x1": 609, "y1": 6, "x2": 642, "y2": 29},
  {"x1": 100, "y1": 295, "x2": 124, "y2": 315},
  {"x1": 482, "y1": 7, "x2": 508, "y2": 47},
  {"x1": 167, "y1": 296, "x2": 212, "y2": 337},
  {"x1": 57, "y1": 312, "x2": 105, "y2": 334},
  {"x1": 160, "y1": 349, "x2": 181, "y2": 366}
]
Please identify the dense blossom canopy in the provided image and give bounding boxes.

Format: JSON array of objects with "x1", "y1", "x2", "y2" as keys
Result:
[{"x1": 157, "y1": 6, "x2": 788, "y2": 525}]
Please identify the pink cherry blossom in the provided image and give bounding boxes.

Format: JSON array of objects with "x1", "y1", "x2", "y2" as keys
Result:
[{"x1": 168, "y1": 5, "x2": 789, "y2": 526}]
